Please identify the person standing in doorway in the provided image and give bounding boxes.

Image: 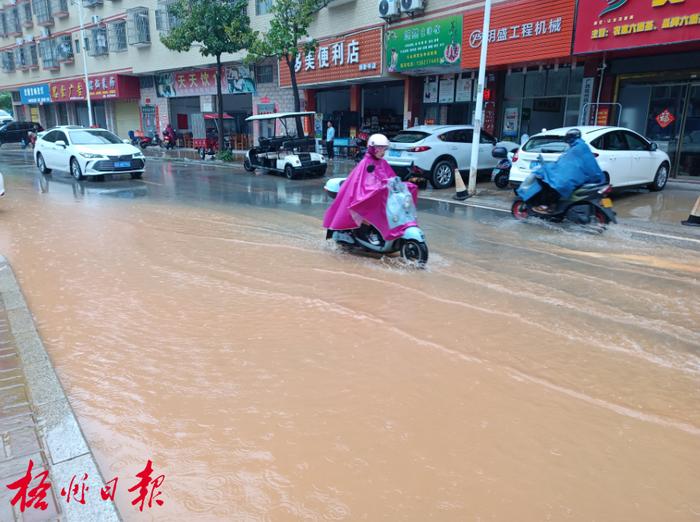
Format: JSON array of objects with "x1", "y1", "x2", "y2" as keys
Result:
[{"x1": 326, "y1": 121, "x2": 336, "y2": 162}]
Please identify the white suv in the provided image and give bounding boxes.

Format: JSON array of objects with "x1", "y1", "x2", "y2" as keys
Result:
[
  {"x1": 509, "y1": 126, "x2": 671, "y2": 191},
  {"x1": 387, "y1": 125, "x2": 519, "y2": 189}
]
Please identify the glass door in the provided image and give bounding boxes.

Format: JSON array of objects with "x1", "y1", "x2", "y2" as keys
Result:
[
  {"x1": 645, "y1": 84, "x2": 687, "y2": 173},
  {"x1": 677, "y1": 84, "x2": 700, "y2": 178}
]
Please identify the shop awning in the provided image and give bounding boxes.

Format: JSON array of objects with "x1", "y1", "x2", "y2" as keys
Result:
[{"x1": 203, "y1": 113, "x2": 234, "y2": 119}]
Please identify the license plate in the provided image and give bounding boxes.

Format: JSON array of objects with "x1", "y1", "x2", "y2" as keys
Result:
[
  {"x1": 601, "y1": 197, "x2": 613, "y2": 208},
  {"x1": 530, "y1": 161, "x2": 541, "y2": 170},
  {"x1": 388, "y1": 149, "x2": 401, "y2": 157},
  {"x1": 114, "y1": 161, "x2": 130, "y2": 168}
]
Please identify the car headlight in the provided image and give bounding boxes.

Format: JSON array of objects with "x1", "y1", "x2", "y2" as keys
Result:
[
  {"x1": 132, "y1": 153, "x2": 145, "y2": 159},
  {"x1": 79, "y1": 152, "x2": 104, "y2": 159}
]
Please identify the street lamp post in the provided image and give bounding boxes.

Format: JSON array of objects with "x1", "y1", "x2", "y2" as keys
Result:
[
  {"x1": 73, "y1": 0, "x2": 93, "y2": 127},
  {"x1": 457, "y1": 0, "x2": 492, "y2": 199}
]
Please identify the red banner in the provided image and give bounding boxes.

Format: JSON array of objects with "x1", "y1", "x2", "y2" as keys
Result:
[
  {"x1": 461, "y1": 0, "x2": 575, "y2": 68},
  {"x1": 50, "y1": 74, "x2": 140, "y2": 102},
  {"x1": 574, "y1": 0, "x2": 700, "y2": 54}
]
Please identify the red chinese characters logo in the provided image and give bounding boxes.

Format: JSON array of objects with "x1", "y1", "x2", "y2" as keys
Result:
[
  {"x1": 655, "y1": 108, "x2": 676, "y2": 129},
  {"x1": 6, "y1": 459, "x2": 165, "y2": 513}
]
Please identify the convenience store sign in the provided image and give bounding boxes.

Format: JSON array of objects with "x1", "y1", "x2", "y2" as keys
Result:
[{"x1": 385, "y1": 15, "x2": 463, "y2": 72}]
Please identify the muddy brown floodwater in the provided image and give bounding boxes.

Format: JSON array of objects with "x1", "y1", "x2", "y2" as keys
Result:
[{"x1": 0, "y1": 171, "x2": 699, "y2": 521}]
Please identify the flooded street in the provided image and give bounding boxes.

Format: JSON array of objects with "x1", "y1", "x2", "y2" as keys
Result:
[{"x1": 0, "y1": 151, "x2": 699, "y2": 521}]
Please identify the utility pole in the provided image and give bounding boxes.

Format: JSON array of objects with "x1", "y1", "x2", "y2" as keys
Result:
[
  {"x1": 74, "y1": 0, "x2": 93, "y2": 127},
  {"x1": 456, "y1": 0, "x2": 491, "y2": 200}
]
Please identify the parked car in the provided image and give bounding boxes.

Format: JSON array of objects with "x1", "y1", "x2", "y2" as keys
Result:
[
  {"x1": 34, "y1": 126, "x2": 146, "y2": 180},
  {"x1": 0, "y1": 110, "x2": 13, "y2": 124},
  {"x1": 386, "y1": 125, "x2": 519, "y2": 189},
  {"x1": 0, "y1": 121, "x2": 43, "y2": 146},
  {"x1": 509, "y1": 126, "x2": 671, "y2": 191}
]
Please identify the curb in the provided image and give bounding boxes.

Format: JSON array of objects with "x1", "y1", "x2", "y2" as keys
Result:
[{"x1": 0, "y1": 257, "x2": 121, "y2": 522}]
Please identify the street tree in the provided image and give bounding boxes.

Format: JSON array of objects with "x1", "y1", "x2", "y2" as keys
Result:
[
  {"x1": 0, "y1": 92, "x2": 11, "y2": 114},
  {"x1": 161, "y1": 0, "x2": 253, "y2": 152},
  {"x1": 244, "y1": 0, "x2": 325, "y2": 136}
]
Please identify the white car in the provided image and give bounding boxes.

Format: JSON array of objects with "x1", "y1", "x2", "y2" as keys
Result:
[
  {"x1": 509, "y1": 126, "x2": 671, "y2": 191},
  {"x1": 387, "y1": 125, "x2": 519, "y2": 189},
  {"x1": 0, "y1": 110, "x2": 13, "y2": 124},
  {"x1": 34, "y1": 126, "x2": 146, "y2": 180}
]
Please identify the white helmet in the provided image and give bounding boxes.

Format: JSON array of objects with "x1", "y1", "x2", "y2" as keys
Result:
[{"x1": 368, "y1": 134, "x2": 390, "y2": 148}]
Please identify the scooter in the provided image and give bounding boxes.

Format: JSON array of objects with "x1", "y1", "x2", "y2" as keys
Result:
[
  {"x1": 162, "y1": 133, "x2": 176, "y2": 150},
  {"x1": 324, "y1": 176, "x2": 429, "y2": 266},
  {"x1": 511, "y1": 182, "x2": 617, "y2": 228},
  {"x1": 491, "y1": 157, "x2": 512, "y2": 189}
]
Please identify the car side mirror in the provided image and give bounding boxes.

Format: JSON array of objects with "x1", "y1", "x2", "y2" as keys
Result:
[
  {"x1": 55, "y1": 140, "x2": 67, "y2": 148},
  {"x1": 492, "y1": 146, "x2": 508, "y2": 159},
  {"x1": 649, "y1": 142, "x2": 658, "y2": 152},
  {"x1": 123, "y1": 139, "x2": 131, "y2": 144}
]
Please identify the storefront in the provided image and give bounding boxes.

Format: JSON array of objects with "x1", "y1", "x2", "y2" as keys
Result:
[
  {"x1": 49, "y1": 74, "x2": 140, "y2": 137},
  {"x1": 573, "y1": 0, "x2": 700, "y2": 178},
  {"x1": 155, "y1": 64, "x2": 255, "y2": 142},
  {"x1": 385, "y1": 15, "x2": 464, "y2": 127},
  {"x1": 280, "y1": 27, "x2": 384, "y2": 140},
  {"x1": 19, "y1": 83, "x2": 52, "y2": 128},
  {"x1": 461, "y1": 0, "x2": 577, "y2": 139}
]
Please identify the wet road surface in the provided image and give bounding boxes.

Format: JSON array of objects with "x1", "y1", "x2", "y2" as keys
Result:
[{"x1": 0, "y1": 151, "x2": 699, "y2": 521}]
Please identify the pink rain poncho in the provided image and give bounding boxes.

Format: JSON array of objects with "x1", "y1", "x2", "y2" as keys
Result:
[{"x1": 323, "y1": 154, "x2": 419, "y2": 241}]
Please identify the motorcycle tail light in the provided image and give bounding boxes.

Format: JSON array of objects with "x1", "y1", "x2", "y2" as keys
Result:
[
  {"x1": 599, "y1": 184, "x2": 612, "y2": 195},
  {"x1": 409, "y1": 146, "x2": 432, "y2": 152}
]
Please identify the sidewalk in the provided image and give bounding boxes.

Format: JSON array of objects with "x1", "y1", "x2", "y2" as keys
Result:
[{"x1": 0, "y1": 257, "x2": 120, "y2": 521}]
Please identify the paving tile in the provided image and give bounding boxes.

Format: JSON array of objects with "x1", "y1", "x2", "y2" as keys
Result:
[
  {"x1": 6, "y1": 309, "x2": 37, "y2": 338},
  {"x1": 0, "y1": 355, "x2": 21, "y2": 372},
  {"x1": 18, "y1": 361, "x2": 63, "y2": 409},
  {"x1": 36, "y1": 399, "x2": 89, "y2": 465},
  {"x1": 0, "y1": 452, "x2": 42, "y2": 481},
  {"x1": 2, "y1": 290, "x2": 27, "y2": 313},
  {"x1": 4, "y1": 427, "x2": 41, "y2": 460},
  {"x1": 12, "y1": 333, "x2": 50, "y2": 370}
]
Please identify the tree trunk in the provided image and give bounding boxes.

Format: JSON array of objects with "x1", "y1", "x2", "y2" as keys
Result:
[
  {"x1": 287, "y1": 55, "x2": 305, "y2": 138},
  {"x1": 216, "y1": 54, "x2": 225, "y2": 154}
]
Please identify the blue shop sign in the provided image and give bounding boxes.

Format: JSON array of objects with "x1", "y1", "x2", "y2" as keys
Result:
[{"x1": 20, "y1": 84, "x2": 52, "y2": 105}]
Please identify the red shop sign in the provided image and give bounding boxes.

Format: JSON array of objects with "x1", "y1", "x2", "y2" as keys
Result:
[
  {"x1": 574, "y1": 0, "x2": 700, "y2": 54},
  {"x1": 50, "y1": 74, "x2": 140, "y2": 102}
]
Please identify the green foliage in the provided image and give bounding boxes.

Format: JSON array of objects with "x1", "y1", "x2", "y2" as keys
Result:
[
  {"x1": 161, "y1": 0, "x2": 253, "y2": 59},
  {"x1": 0, "y1": 92, "x2": 12, "y2": 114},
  {"x1": 216, "y1": 150, "x2": 235, "y2": 162}
]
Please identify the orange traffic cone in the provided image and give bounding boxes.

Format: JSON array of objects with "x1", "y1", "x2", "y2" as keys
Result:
[
  {"x1": 681, "y1": 195, "x2": 700, "y2": 227},
  {"x1": 454, "y1": 169, "x2": 469, "y2": 201}
]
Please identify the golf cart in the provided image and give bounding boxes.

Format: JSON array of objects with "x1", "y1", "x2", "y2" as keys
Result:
[{"x1": 244, "y1": 112, "x2": 327, "y2": 179}]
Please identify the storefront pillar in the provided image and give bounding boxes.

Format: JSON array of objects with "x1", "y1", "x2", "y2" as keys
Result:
[
  {"x1": 403, "y1": 77, "x2": 422, "y2": 128},
  {"x1": 350, "y1": 85, "x2": 361, "y2": 113}
]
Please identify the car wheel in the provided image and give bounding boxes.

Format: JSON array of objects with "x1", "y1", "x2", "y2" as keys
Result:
[
  {"x1": 243, "y1": 157, "x2": 255, "y2": 172},
  {"x1": 36, "y1": 153, "x2": 51, "y2": 174},
  {"x1": 430, "y1": 159, "x2": 456, "y2": 189},
  {"x1": 70, "y1": 158, "x2": 84, "y2": 181},
  {"x1": 131, "y1": 172, "x2": 143, "y2": 180},
  {"x1": 284, "y1": 164, "x2": 295, "y2": 180},
  {"x1": 648, "y1": 163, "x2": 669, "y2": 192}
]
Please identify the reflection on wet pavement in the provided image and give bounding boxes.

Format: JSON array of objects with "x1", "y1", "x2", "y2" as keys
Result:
[{"x1": 0, "y1": 153, "x2": 699, "y2": 521}]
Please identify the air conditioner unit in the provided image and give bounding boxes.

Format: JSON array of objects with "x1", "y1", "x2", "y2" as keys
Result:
[
  {"x1": 400, "y1": 0, "x2": 424, "y2": 13},
  {"x1": 91, "y1": 15, "x2": 101, "y2": 24},
  {"x1": 378, "y1": 0, "x2": 399, "y2": 19},
  {"x1": 15, "y1": 38, "x2": 24, "y2": 46}
]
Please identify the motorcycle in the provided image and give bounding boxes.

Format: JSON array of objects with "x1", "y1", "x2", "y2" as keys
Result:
[
  {"x1": 491, "y1": 157, "x2": 512, "y2": 189},
  {"x1": 324, "y1": 176, "x2": 429, "y2": 266},
  {"x1": 162, "y1": 133, "x2": 176, "y2": 150}
]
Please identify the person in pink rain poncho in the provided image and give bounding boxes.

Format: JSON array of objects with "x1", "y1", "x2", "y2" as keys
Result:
[{"x1": 323, "y1": 134, "x2": 419, "y2": 242}]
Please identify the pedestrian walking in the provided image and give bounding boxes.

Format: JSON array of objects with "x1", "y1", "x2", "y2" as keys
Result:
[{"x1": 326, "y1": 121, "x2": 336, "y2": 162}]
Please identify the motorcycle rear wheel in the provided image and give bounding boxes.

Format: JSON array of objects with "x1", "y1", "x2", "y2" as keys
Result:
[
  {"x1": 494, "y1": 172, "x2": 509, "y2": 189},
  {"x1": 511, "y1": 199, "x2": 529, "y2": 220},
  {"x1": 400, "y1": 240, "x2": 428, "y2": 267}
]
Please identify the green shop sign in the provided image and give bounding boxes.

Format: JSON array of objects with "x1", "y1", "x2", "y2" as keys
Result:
[{"x1": 386, "y1": 15, "x2": 463, "y2": 72}]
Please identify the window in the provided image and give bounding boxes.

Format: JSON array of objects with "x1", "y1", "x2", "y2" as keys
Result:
[
  {"x1": 480, "y1": 130, "x2": 496, "y2": 144},
  {"x1": 74, "y1": 37, "x2": 81, "y2": 53},
  {"x1": 38, "y1": 38, "x2": 59, "y2": 69},
  {"x1": 33, "y1": 0, "x2": 54, "y2": 26},
  {"x1": 69, "y1": 129, "x2": 122, "y2": 145},
  {"x1": 82, "y1": 0, "x2": 103, "y2": 7},
  {"x1": 595, "y1": 131, "x2": 628, "y2": 151},
  {"x1": 522, "y1": 135, "x2": 568, "y2": 153},
  {"x1": 155, "y1": 0, "x2": 179, "y2": 35},
  {"x1": 8, "y1": 7, "x2": 21, "y2": 35},
  {"x1": 127, "y1": 7, "x2": 150, "y2": 46},
  {"x1": 89, "y1": 26, "x2": 108, "y2": 56},
  {"x1": 27, "y1": 43, "x2": 39, "y2": 68},
  {"x1": 42, "y1": 130, "x2": 57, "y2": 142},
  {"x1": 109, "y1": 20, "x2": 127, "y2": 52},
  {"x1": 256, "y1": 0, "x2": 273, "y2": 15},
  {"x1": 391, "y1": 131, "x2": 430, "y2": 143},
  {"x1": 0, "y1": 11, "x2": 7, "y2": 37},
  {"x1": 54, "y1": 131, "x2": 68, "y2": 144},
  {"x1": 1, "y1": 51, "x2": 14, "y2": 72},
  {"x1": 623, "y1": 131, "x2": 649, "y2": 151},
  {"x1": 255, "y1": 64, "x2": 274, "y2": 84},
  {"x1": 139, "y1": 75, "x2": 154, "y2": 88},
  {"x1": 13, "y1": 47, "x2": 26, "y2": 70},
  {"x1": 56, "y1": 34, "x2": 73, "y2": 62},
  {"x1": 19, "y1": 1, "x2": 33, "y2": 28},
  {"x1": 51, "y1": 0, "x2": 69, "y2": 17}
]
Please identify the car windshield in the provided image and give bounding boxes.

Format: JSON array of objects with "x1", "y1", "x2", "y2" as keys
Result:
[
  {"x1": 522, "y1": 136, "x2": 569, "y2": 153},
  {"x1": 391, "y1": 131, "x2": 430, "y2": 143},
  {"x1": 69, "y1": 130, "x2": 123, "y2": 145}
]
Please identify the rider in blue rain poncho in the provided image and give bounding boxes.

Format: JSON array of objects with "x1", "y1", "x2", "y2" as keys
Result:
[{"x1": 518, "y1": 128, "x2": 605, "y2": 212}]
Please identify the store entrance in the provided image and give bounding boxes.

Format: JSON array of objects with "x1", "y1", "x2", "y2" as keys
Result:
[{"x1": 619, "y1": 80, "x2": 700, "y2": 178}]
